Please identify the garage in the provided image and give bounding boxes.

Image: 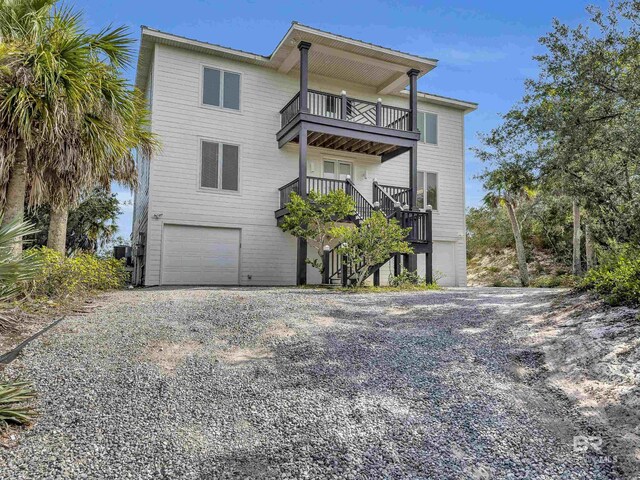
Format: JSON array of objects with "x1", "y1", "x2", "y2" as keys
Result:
[
  {"x1": 432, "y1": 241, "x2": 457, "y2": 286},
  {"x1": 161, "y1": 225, "x2": 240, "y2": 285}
]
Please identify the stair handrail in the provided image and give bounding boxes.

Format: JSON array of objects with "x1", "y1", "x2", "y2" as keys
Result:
[
  {"x1": 373, "y1": 180, "x2": 400, "y2": 217},
  {"x1": 278, "y1": 178, "x2": 300, "y2": 209},
  {"x1": 377, "y1": 183, "x2": 411, "y2": 207},
  {"x1": 345, "y1": 177, "x2": 374, "y2": 221}
]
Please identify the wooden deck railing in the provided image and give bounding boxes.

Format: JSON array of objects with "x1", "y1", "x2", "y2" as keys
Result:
[
  {"x1": 280, "y1": 89, "x2": 411, "y2": 131},
  {"x1": 278, "y1": 176, "x2": 347, "y2": 209},
  {"x1": 399, "y1": 210, "x2": 432, "y2": 244},
  {"x1": 378, "y1": 183, "x2": 412, "y2": 207}
]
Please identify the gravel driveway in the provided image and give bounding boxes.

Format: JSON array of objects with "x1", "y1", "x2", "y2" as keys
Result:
[{"x1": 0, "y1": 287, "x2": 619, "y2": 479}]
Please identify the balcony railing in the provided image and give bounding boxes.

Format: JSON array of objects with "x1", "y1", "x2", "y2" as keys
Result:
[
  {"x1": 280, "y1": 89, "x2": 411, "y2": 131},
  {"x1": 400, "y1": 210, "x2": 432, "y2": 244},
  {"x1": 278, "y1": 176, "x2": 347, "y2": 209}
]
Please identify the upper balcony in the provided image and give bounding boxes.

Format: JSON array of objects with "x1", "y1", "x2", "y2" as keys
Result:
[
  {"x1": 280, "y1": 90, "x2": 411, "y2": 131},
  {"x1": 277, "y1": 88, "x2": 420, "y2": 159}
]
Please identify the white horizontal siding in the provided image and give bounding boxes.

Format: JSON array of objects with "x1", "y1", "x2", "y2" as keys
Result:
[{"x1": 140, "y1": 43, "x2": 468, "y2": 286}]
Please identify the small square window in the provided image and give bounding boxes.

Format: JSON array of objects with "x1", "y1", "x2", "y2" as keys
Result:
[
  {"x1": 203, "y1": 67, "x2": 240, "y2": 111},
  {"x1": 201, "y1": 141, "x2": 239, "y2": 191}
]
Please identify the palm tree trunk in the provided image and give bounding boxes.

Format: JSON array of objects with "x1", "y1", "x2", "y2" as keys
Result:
[
  {"x1": 47, "y1": 205, "x2": 68, "y2": 254},
  {"x1": 1, "y1": 139, "x2": 28, "y2": 257},
  {"x1": 585, "y1": 221, "x2": 594, "y2": 271},
  {"x1": 572, "y1": 200, "x2": 582, "y2": 276},
  {"x1": 505, "y1": 201, "x2": 529, "y2": 287}
]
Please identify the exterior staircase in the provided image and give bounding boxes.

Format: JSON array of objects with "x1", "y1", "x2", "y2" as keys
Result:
[{"x1": 276, "y1": 176, "x2": 432, "y2": 286}]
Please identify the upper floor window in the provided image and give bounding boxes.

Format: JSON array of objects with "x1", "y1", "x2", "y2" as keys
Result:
[
  {"x1": 417, "y1": 111, "x2": 437, "y2": 145},
  {"x1": 201, "y1": 140, "x2": 239, "y2": 191},
  {"x1": 202, "y1": 67, "x2": 240, "y2": 110},
  {"x1": 417, "y1": 171, "x2": 438, "y2": 210}
]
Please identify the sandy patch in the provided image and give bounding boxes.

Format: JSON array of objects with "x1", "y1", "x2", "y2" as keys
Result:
[
  {"x1": 513, "y1": 293, "x2": 640, "y2": 477},
  {"x1": 141, "y1": 340, "x2": 202, "y2": 375},
  {"x1": 262, "y1": 321, "x2": 296, "y2": 339},
  {"x1": 217, "y1": 346, "x2": 274, "y2": 364},
  {"x1": 386, "y1": 307, "x2": 412, "y2": 315},
  {"x1": 313, "y1": 316, "x2": 335, "y2": 327}
]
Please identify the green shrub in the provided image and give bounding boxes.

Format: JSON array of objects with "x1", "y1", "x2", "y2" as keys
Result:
[
  {"x1": 26, "y1": 247, "x2": 128, "y2": 301},
  {"x1": 331, "y1": 211, "x2": 413, "y2": 287},
  {"x1": 580, "y1": 243, "x2": 640, "y2": 306},
  {"x1": 388, "y1": 270, "x2": 441, "y2": 290},
  {"x1": 531, "y1": 274, "x2": 576, "y2": 288},
  {"x1": 389, "y1": 270, "x2": 422, "y2": 287}
]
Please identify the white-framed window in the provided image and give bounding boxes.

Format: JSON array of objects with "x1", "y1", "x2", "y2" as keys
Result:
[
  {"x1": 417, "y1": 171, "x2": 438, "y2": 210},
  {"x1": 323, "y1": 159, "x2": 352, "y2": 180},
  {"x1": 417, "y1": 111, "x2": 437, "y2": 145},
  {"x1": 202, "y1": 66, "x2": 241, "y2": 110},
  {"x1": 200, "y1": 140, "x2": 239, "y2": 191}
]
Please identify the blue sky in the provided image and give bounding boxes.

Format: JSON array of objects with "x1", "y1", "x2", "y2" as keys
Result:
[{"x1": 78, "y1": 0, "x2": 603, "y2": 240}]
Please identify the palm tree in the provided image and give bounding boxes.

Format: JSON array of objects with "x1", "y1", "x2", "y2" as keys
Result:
[
  {"x1": 0, "y1": 1, "x2": 153, "y2": 255},
  {"x1": 27, "y1": 39, "x2": 156, "y2": 253},
  {"x1": 0, "y1": 0, "x2": 55, "y2": 256}
]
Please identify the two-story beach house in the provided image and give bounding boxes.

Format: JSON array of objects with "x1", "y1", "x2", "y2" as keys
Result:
[{"x1": 132, "y1": 22, "x2": 476, "y2": 287}]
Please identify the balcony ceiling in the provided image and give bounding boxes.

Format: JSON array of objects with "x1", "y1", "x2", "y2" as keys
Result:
[
  {"x1": 271, "y1": 23, "x2": 437, "y2": 94},
  {"x1": 290, "y1": 131, "x2": 403, "y2": 157}
]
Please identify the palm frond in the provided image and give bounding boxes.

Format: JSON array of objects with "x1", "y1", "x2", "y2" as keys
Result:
[
  {"x1": 0, "y1": 217, "x2": 41, "y2": 301},
  {"x1": 0, "y1": 381, "x2": 37, "y2": 427}
]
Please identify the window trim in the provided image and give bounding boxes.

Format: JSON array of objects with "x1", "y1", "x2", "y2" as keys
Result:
[
  {"x1": 322, "y1": 157, "x2": 353, "y2": 180},
  {"x1": 199, "y1": 64, "x2": 243, "y2": 113},
  {"x1": 417, "y1": 110, "x2": 438, "y2": 146},
  {"x1": 418, "y1": 170, "x2": 438, "y2": 211},
  {"x1": 198, "y1": 138, "x2": 242, "y2": 195}
]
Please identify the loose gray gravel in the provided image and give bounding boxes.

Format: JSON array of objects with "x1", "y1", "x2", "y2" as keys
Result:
[{"x1": 0, "y1": 287, "x2": 620, "y2": 479}]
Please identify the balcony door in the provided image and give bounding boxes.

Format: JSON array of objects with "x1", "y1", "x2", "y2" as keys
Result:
[{"x1": 323, "y1": 159, "x2": 352, "y2": 181}]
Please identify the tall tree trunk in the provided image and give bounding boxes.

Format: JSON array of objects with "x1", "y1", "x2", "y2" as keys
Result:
[
  {"x1": 585, "y1": 221, "x2": 594, "y2": 271},
  {"x1": 572, "y1": 200, "x2": 582, "y2": 276},
  {"x1": 1, "y1": 139, "x2": 28, "y2": 257},
  {"x1": 47, "y1": 205, "x2": 69, "y2": 254},
  {"x1": 505, "y1": 201, "x2": 529, "y2": 287}
]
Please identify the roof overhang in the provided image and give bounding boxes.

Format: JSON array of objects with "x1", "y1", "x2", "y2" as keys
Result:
[
  {"x1": 271, "y1": 23, "x2": 437, "y2": 94},
  {"x1": 135, "y1": 27, "x2": 271, "y2": 92},
  {"x1": 136, "y1": 22, "x2": 438, "y2": 95},
  {"x1": 398, "y1": 90, "x2": 478, "y2": 114}
]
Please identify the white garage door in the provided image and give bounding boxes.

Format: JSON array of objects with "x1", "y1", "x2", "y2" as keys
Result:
[
  {"x1": 433, "y1": 241, "x2": 457, "y2": 287},
  {"x1": 161, "y1": 225, "x2": 240, "y2": 285}
]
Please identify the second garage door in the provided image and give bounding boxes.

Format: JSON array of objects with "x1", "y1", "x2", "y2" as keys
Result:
[
  {"x1": 161, "y1": 225, "x2": 240, "y2": 285},
  {"x1": 433, "y1": 241, "x2": 457, "y2": 286}
]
